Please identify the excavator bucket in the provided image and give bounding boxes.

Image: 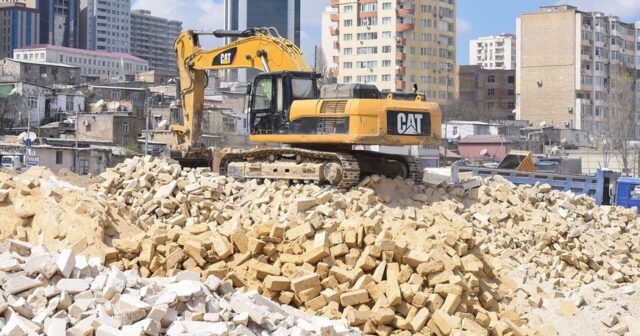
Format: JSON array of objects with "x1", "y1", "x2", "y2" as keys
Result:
[{"x1": 497, "y1": 150, "x2": 534, "y2": 172}]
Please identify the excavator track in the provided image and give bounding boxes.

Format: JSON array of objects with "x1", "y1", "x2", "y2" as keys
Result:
[
  {"x1": 219, "y1": 148, "x2": 424, "y2": 189},
  {"x1": 219, "y1": 148, "x2": 361, "y2": 189}
]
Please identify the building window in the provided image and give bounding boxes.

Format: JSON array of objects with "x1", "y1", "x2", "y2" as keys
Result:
[
  {"x1": 56, "y1": 151, "x2": 63, "y2": 165},
  {"x1": 487, "y1": 89, "x2": 495, "y2": 96},
  {"x1": 452, "y1": 126, "x2": 458, "y2": 135},
  {"x1": 343, "y1": 34, "x2": 352, "y2": 41},
  {"x1": 360, "y1": 3, "x2": 377, "y2": 12},
  {"x1": 382, "y1": 46, "x2": 391, "y2": 53},
  {"x1": 356, "y1": 61, "x2": 377, "y2": 69},
  {"x1": 382, "y1": 31, "x2": 391, "y2": 39},
  {"x1": 343, "y1": 19, "x2": 352, "y2": 27},
  {"x1": 66, "y1": 96, "x2": 74, "y2": 111},
  {"x1": 488, "y1": 75, "x2": 495, "y2": 83},
  {"x1": 507, "y1": 89, "x2": 514, "y2": 96},
  {"x1": 382, "y1": 60, "x2": 391, "y2": 67},
  {"x1": 382, "y1": 75, "x2": 391, "y2": 81},
  {"x1": 343, "y1": 76, "x2": 352, "y2": 83},
  {"x1": 382, "y1": 17, "x2": 391, "y2": 25},
  {"x1": 343, "y1": 48, "x2": 352, "y2": 55},
  {"x1": 507, "y1": 75, "x2": 514, "y2": 84},
  {"x1": 382, "y1": 2, "x2": 392, "y2": 10},
  {"x1": 111, "y1": 90, "x2": 121, "y2": 100},
  {"x1": 122, "y1": 121, "x2": 129, "y2": 135},
  {"x1": 86, "y1": 123, "x2": 92, "y2": 132},
  {"x1": 507, "y1": 102, "x2": 515, "y2": 109},
  {"x1": 357, "y1": 47, "x2": 377, "y2": 55},
  {"x1": 357, "y1": 32, "x2": 377, "y2": 40},
  {"x1": 343, "y1": 5, "x2": 353, "y2": 13},
  {"x1": 27, "y1": 96, "x2": 38, "y2": 109},
  {"x1": 358, "y1": 17, "x2": 377, "y2": 26},
  {"x1": 344, "y1": 62, "x2": 352, "y2": 69}
]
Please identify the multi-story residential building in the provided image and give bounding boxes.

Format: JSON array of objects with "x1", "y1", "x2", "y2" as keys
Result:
[
  {"x1": 325, "y1": 0, "x2": 456, "y2": 103},
  {"x1": 321, "y1": 5, "x2": 339, "y2": 79},
  {"x1": 516, "y1": 5, "x2": 640, "y2": 136},
  {"x1": 469, "y1": 33, "x2": 516, "y2": 70},
  {"x1": 224, "y1": 0, "x2": 300, "y2": 82},
  {"x1": 130, "y1": 9, "x2": 182, "y2": 75},
  {"x1": 38, "y1": 0, "x2": 81, "y2": 48},
  {"x1": 457, "y1": 65, "x2": 516, "y2": 120},
  {"x1": 80, "y1": 0, "x2": 130, "y2": 53},
  {"x1": 14, "y1": 44, "x2": 148, "y2": 82},
  {"x1": 0, "y1": 2, "x2": 39, "y2": 58}
]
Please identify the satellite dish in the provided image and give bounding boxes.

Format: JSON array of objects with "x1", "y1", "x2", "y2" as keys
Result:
[
  {"x1": 17, "y1": 132, "x2": 37, "y2": 143},
  {"x1": 94, "y1": 99, "x2": 105, "y2": 107},
  {"x1": 108, "y1": 101, "x2": 121, "y2": 110},
  {"x1": 539, "y1": 121, "x2": 546, "y2": 127},
  {"x1": 480, "y1": 148, "x2": 489, "y2": 157}
]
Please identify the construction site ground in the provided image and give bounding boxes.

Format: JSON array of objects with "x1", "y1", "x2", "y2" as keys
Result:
[{"x1": 0, "y1": 156, "x2": 638, "y2": 335}]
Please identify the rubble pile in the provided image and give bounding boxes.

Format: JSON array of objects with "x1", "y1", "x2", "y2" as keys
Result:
[
  {"x1": 0, "y1": 239, "x2": 357, "y2": 336},
  {"x1": 470, "y1": 177, "x2": 640, "y2": 288},
  {"x1": 0, "y1": 167, "x2": 141, "y2": 259},
  {"x1": 0, "y1": 156, "x2": 639, "y2": 335}
]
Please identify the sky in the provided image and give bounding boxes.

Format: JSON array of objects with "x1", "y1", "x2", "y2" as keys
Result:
[{"x1": 132, "y1": 0, "x2": 640, "y2": 67}]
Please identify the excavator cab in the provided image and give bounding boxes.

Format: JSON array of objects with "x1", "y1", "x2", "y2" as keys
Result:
[{"x1": 249, "y1": 71, "x2": 319, "y2": 135}]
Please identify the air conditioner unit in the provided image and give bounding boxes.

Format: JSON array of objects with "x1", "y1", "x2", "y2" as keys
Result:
[{"x1": 82, "y1": 120, "x2": 89, "y2": 126}]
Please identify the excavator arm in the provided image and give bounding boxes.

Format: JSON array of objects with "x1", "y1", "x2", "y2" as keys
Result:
[{"x1": 172, "y1": 28, "x2": 311, "y2": 153}]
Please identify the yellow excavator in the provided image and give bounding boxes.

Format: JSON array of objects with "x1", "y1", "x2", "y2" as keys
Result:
[{"x1": 171, "y1": 27, "x2": 441, "y2": 188}]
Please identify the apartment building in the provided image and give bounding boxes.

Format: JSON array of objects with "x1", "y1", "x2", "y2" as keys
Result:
[
  {"x1": 469, "y1": 33, "x2": 516, "y2": 70},
  {"x1": 457, "y1": 65, "x2": 516, "y2": 120},
  {"x1": 516, "y1": 5, "x2": 640, "y2": 136},
  {"x1": 325, "y1": 0, "x2": 456, "y2": 102},
  {"x1": 80, "y1": 0, "x2": 130, "y2": 52},
  {"x1": 14, "y1": 44, "x2": 148, "y2": 82},
  {"x1": 130, "y1": 9, "x2": 182, "y2": 75},
  {"x1": 0, "y1": 2, "x2": 39, "y2": 58}
]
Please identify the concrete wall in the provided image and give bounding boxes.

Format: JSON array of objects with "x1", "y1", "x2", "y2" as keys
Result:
[
  {"x1": 77, "y1": 114, "x2": 143, "y2": 146},
  {"x1": 0, "y1": 59, "x2": 81, "y2": 86}
]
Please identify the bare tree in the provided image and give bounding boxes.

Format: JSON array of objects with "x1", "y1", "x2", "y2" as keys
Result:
[{"x1": 602, "y1": 64, "x2": 637, "y2": 175}]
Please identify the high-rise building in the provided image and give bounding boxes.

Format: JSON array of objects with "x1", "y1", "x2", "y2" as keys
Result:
[
  {"x1": 130, "y1": 9, "x2": 182, "y2": 75},
  {"x1": 325, "y1": 0, "x2": 456, "y2": 103},
  {"x1": 0, "y1": 2, "x2": 39, "y2": 58},
  {"x1": 516, "y1": 5, "x2": 640, "y2": 135},
  {"x1": 320, "y1": 5, "x2": 339, "y2": 79},
  {"x1": 469, "y1": 34, "x2": 516, "y2": 70},
  {"x1": 38, "y1": 0, "x2": 80, "y2": 48},
  {"x1": 224, "y1": 0, "x2": 301, "y2": 82},
  {"x1": 80, "y1": 0, "x2": 130, "y2": 53}
]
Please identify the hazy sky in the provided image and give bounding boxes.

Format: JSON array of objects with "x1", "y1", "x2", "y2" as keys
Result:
[{"x1": 133, "y1": 0, "x2": 640, "y2": 66}]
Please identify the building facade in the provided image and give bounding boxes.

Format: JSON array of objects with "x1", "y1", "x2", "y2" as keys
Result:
[
  {"x1": 80, "y1": 0, "x2": 130, "y2": 52},
  {"x1": 516, "y1": 5, "x2": 640, "y2": 135},
  {"x1": 457, "y1": 65, "x2": 516, "y2": 120},
  {"x1": 14, "y1": 44, "x2": 148, "y2": 82},
  {"x1": 326, "y1": 0, "x2": 456, "y2": 102},
  {"x1": 38, "y1": 0, "x2": 80, "y2": 48},
  {"x1": 469, "y1": 33, "x2": 516, "y2": 70},
  {"x1": 130, "y1": 9, "x2": 182, "y2": 75},
  {"x1": 0, "y1": 2, "x2": 39, "y2": 58},
  {"x1": 224, "y1": 0, "x2": 301, "y2": 82}
]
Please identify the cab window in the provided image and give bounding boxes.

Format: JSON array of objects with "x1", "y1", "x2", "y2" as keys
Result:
[{"x1": 253, "y1": 78, "x2": 273, "y2": 110}]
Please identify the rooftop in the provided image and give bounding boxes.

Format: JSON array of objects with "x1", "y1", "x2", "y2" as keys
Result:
[
  {"x1": 9, "y1": 58, "x2": 79, "y2": 69},
  {"x1": 15, "y1": 45, "x2": 147, "y2": 63},
  {"x1": 459, "y1": 135, "x2": 512, "y2": 144}
]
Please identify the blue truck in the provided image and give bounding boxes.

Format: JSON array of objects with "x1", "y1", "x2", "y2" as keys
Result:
[{"x1": 451, "y1": 165, "x2": 640, "y2": 211}]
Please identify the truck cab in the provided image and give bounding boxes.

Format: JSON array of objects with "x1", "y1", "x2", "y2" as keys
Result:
[
  {"x1": 1, "y1": 155, "x2": 23, "y2": 171},
  {"x1": 614, "y1": 177, "x2": 640, "y2": 212}
]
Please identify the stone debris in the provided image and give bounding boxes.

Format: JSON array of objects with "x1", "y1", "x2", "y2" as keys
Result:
[
  {"x1": 0, "y1": 240, "x2": 358, "y2": 336},
  {"x1": 1, "y1": 156, "x2": 640, "y2": 335}
]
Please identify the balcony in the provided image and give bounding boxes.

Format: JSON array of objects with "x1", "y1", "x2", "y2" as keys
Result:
[
  {"x1": 331, "y1": 0, "x2": 340, "y2": 7},
  {"x1": 581, "y1": 54, "x2": 592, "y2": 61},
  {"x1": 395, "y1": 37, "x2": 406, "y2": 46},
  {"x1": 333, "y1": 41, "x2": 339, "y2": 49},
  {"x1": 359, "y1": 11, "x2": 377, "y2": 18},
  {"x1": 396, "y1": 23, "x2": 414, "y2": 31},
  {"x1": 395, "y1": 52, "x2": 405, "y2": 61},
  {"x1": 395, "y1": 80, "x2": 406, "y2": 91},
  {"x1": 581, "y1": 38, "x2": 593, "y2": 46},
  {"x1": 333, "y1": 56, "x2": 340, "y2": 63},
  {"x1": 396, "y1": 8, "x2": 415, "y2": 16},
  {"x1": 330, "y1": 27, "x2": 339, "y2": 36},
  {"x1": 330, "y1": 13, "x2": 339, "y2": 22},
  {"x1": 396, "y1": 67, "x2": 406, "y2": 76}
]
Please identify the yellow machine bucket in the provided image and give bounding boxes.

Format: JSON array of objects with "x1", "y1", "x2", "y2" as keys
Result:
[{"x1": 497, "y1": 150, "x2": 534, "y2": 172}]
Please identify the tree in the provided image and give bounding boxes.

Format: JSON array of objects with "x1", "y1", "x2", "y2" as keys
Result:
[{"x1": 602, "y1": 64, "x2": 637, "y2": 175}]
